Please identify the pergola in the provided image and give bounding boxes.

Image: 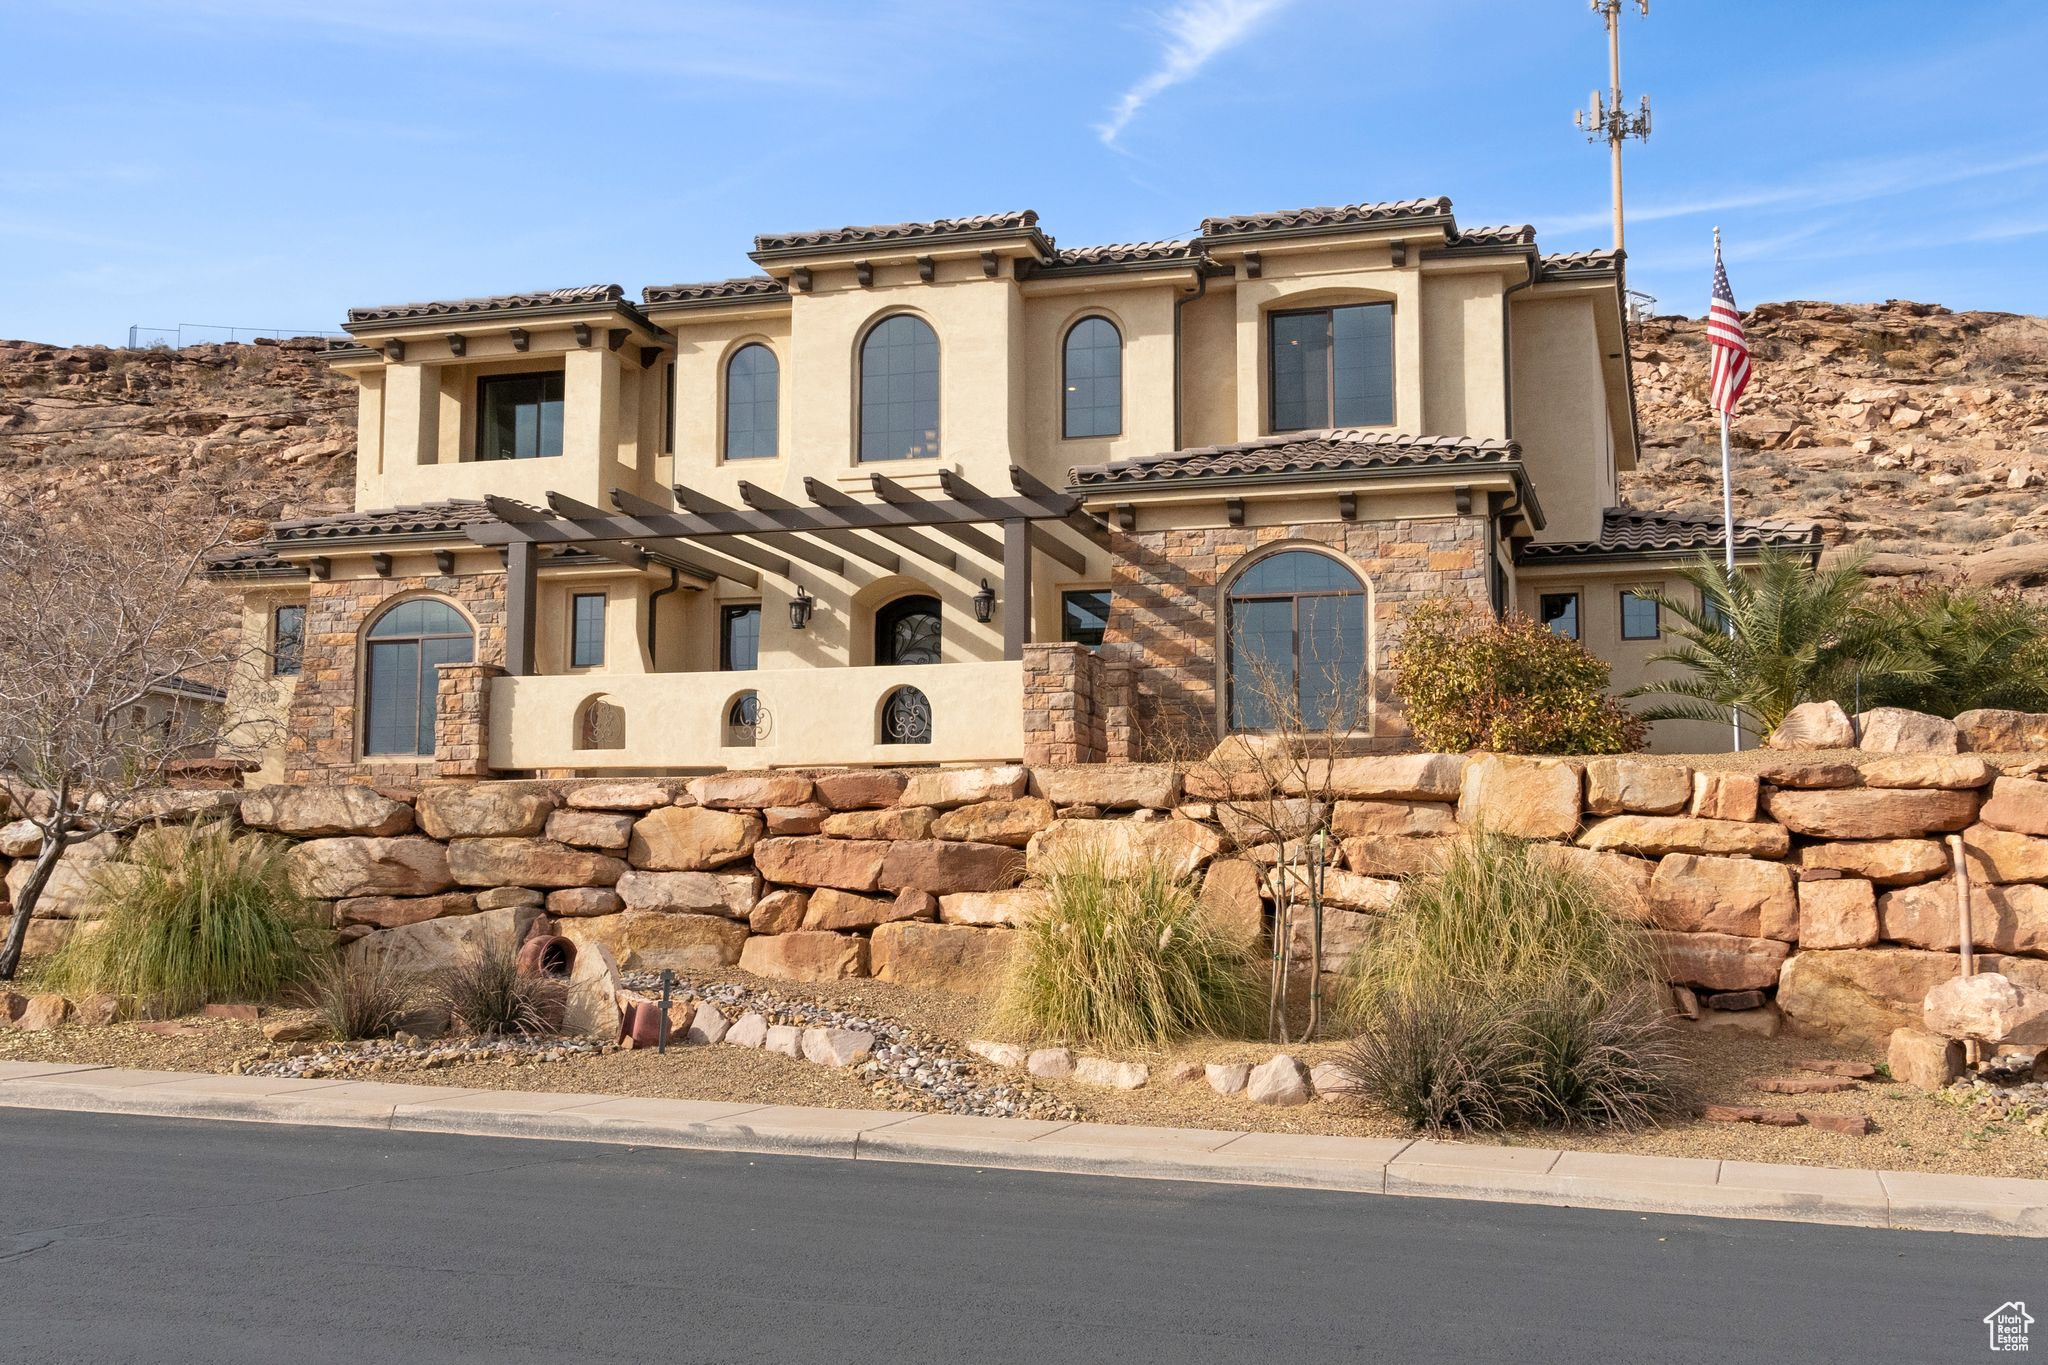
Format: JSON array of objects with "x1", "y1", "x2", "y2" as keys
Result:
[{"x1": 466, "y1": 466, "x2": 1110, "y2": 674}]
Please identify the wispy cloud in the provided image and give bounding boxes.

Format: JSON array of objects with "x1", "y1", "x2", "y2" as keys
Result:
[{"x1": 1096, "y1": 0, "x2": 1292, "y2": 147}]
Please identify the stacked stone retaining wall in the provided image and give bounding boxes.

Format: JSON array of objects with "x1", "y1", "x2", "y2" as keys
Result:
[{"x1": 7, "y1": 751, "x2": 2048, "y2": 1043}]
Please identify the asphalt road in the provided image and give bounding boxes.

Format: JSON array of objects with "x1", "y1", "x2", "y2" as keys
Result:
[{"x1": 0, "y1": 1110, "x2": 2038, "y2": 1364}]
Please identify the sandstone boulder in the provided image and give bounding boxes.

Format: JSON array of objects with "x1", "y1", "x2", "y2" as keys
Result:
[
  {"x1": 1769, "y1": 700, "x2": 1855, "y2": 749},
  {"x1": 0, "y1": 820, "x2": 41, "y2": 858},
  {"x1": 560, "y1": 940, "x2": 623, "y2": 1038},
  {"x1": 546, "y1": 887, "x2": 622, "y2": 918},
  {"x1": 628, "y1": 805, "x2": 762, "y2": 870},
  {"x1": 1330, "y1": 800, "x2": 1457, "y2": 840},
  {"x1": 1027, "y1": 1046, "x2": 1075, "y2": 1079},
  {"x1": 931, "y1": 797, "x2": 1055, "y2": 847},
  {"x1": 1286, "y1": 905, "x2": 1377, "y2": 975},
  {"x1": 1858, "y1": 755, "x2": 1993, "y2": 790},
  {"x1": 1648, "y1": 855, "x2": 1797, "y2": 941},
  {"x1": 1877, "y1": 880, "x2": 2048, "y2": 956},
  {"x1": 4, "y1": 836, "x2": 116, "y2": 919},
  {"x1": 1923, "y1": 972, "x2": 2048, "y2": 1045},
  {"x1": 1578, "y1": 815, "x2": 1789, "y2": 859},
  {"x1": 940, "y1": 888, "x2": 1050, "y2": 929},
  {"x1": 1457, "y1": 755, "x2": 1581, "y2": 840},
  {"x1": 446, "y1": 838, "x2": 626, "y2": 889},
  {"x1": 1979, "y1": 777, "x2": 2048, "y2": 837},
  {"x1": 1313, "y1": 754, "x2": 1464, "y2": 801},
  {"x1": 615, "y1": 869, "x2": 757, "y2": 918},
  {"x1": 415, "y1": 782, "x2": 556, "y2": 840},
  {"x1": 820, "y1": 806, "x2": 935, "y2": 840},
  {"x1": 336, "y1": 892, "x2": 477, "y2": 930},
  {"x1": 1026, "y1": 817, "x2": 1223, "y2": 879},
  {"x1": 1957, "y1": 708, "x2": 2048, "y2": 753},
  {"x1": 1073, "y1": 1056, "x2": 1149, "y2": 1089},
  {"x1": 1206, "y1": 1062, "x2": 1251, "y2": 1094},
  {"x1": 740, "y1": 930, "x2": 868, "y2": 982},
  {"x1": 688, "y1": 772, "x2": 815, "y2": 810},
  {"x1": 747, "y1": 888, "x2": 809, "y2": 935},
  {"x1": 1648, "y1": 929, "x2": 1789, "y2": 991},
  {"x1": 1586, "y1": 758, "x2": 1692, "y2": 816},
  {"x1": 1030, "y1": 764, "x2": 1181, "y2": 809},
  {"x1": 1795, "y1": 838, "x2": 1948, "y2": 885},
  {"x1": 239, "y1": 785, "x2": 414, "y2": 837},
  {"x1": 288, "y1": 836, "x2": 453, "y2": 899},
  {"x1": 802, "y1": 1026, "x2": 875, "y2": 1067},
  {"x1": 1776, "y1": 946, "x2": 1965, "y2": 1043},
  {"x1": 967, "y1": 1039, "x2": 1029, "y2": 1068},
  {"x1": 1797, "y1": 878, "x2": 1879, "y2": 950},
  {"x1": 544, "y1": 809, "x2": 635, "y2": 852},
  {"x1": 347, "y1": 905, "x2": 540, "y2": 980},
  {"x1": 1887, "y1": 1025, "x2": 1964, "y2": 1091},
  {"x1": 687, "y1": 1003, "x2": 728, "y2": 1045},
  {"x1": 869, "y1": 920, "x2": 1015, "y2": 994},
  {"x1": 802, "y1": 887, "x2": 921, "y2": 931},
  {"x1": 1752, "y1": 759, "x2": 1862, "y2": 789},
  {"x1": 1342, "y1": 837, "x2": 1453, "y2": 879},
  {"x1": 1690, "y1": 772, "x2": 1761, "y2": 822},
  {"x1": 1247, "y1": 1054, "x2": 1311, "y2": 1106},
  {"x1": 1195, "y1": 860, "x2": 1264, "y2": 941},
  {"x1": 1219, "y1": 797, "x2": 1327, "y2": 845},
  {"x1": 879, "y1": 839, "x2": 1023, "y2": 894},
  {"x1": 476, "y1": 887, "x2": 544, "y2": 911},
  {"x1": 558, "y1": 910, "x2": 747, "y2": 972},
  {"x1": 725, "y1": 1011, "x2": 770, "y2": 1049},
  {"x1": 753, "y1": 836, "x2": 889, "y2": 891},
  {"x1": 764, "y1": 1023, "x2": 803, "y2": 1057},
  {"x1": 1855, "y1": 707, "x2": 1960, "y2": 754},
  {"x1": 1527, "y1": 845, "x2": 1655, "y2": 918},
  {"x1": 562, "y1": 780, "x2": 686, "y2": 811},
  {"x1": 765, "y1": 805, "x2": 829, "y2": 836},
  {"x1": 1962, "y1": 824, "x2": 2048, "y2": 883},
  {"x1": 813, "y1": 770, "x2": 910, "y2": 810},
  {"x1": 1763, "y1": 788, "x2": 1977, "y2": 840},
  {"x1": 900, "y1": 765, "x2": 1030, "y2": 809},
  {"x1": 13, "y1": 994, "x2": 70, "y2": 1031}
]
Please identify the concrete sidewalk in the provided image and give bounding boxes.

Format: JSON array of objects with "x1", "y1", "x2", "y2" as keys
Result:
[{"x1": 3, "y1": 1058, "x2": 2043, "y2": 1237}]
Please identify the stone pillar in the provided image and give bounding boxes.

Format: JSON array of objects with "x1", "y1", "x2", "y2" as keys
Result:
[
  {"x1": 1022, "y1": 643, "x2": 1106, "y2": 766},
  {"x1": 435, "y1": 662, "x2": 506, "y2": 779}
]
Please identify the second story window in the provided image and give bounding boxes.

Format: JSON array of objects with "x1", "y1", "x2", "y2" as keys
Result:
[
  {"x1": 724, "y1": 344, "x2": 780, "y2": 459},
  {"x1": 859, "y1": 315, "x2": 939, "y2": 461},
  {"x1": 1621, "y1": 590, "x2": 1661, "y2": 640},
  {"x1": 721, "y1": 604, "x2": 761, "y2": 670},
  {"x1": 272, "y1": 604, "x2": 306, "y2": 676},
  {"x1": 1539, "y1": 592, "x2": 1580, "y2": 640},
  {"x1": 1269, "y1": 303, "x2": 1393, "y2": 432},
  {"x1": 478, "y1": 372, "x2": 565, "y2": 460},
  {"x1": 1063, "y1": 317, "x2": 1122, "y2": 438},
  {"x1": 570, "y1": 592, "x2": 606, "y2": 668}
]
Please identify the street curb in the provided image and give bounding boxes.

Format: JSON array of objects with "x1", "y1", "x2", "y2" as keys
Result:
[{"x1": 3, "y1": 1060, "x2": 2044, "y2": 1237}]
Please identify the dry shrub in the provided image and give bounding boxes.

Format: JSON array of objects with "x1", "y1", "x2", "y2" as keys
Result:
[
  {"x1": 301, "y1": 954, "x2": 414, "y2": 1041},
  {"x1": 439, "y1": 942, "x2": 565, "y2": 1038}
]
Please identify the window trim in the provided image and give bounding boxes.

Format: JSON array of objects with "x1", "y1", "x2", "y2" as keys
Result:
[
  {"x1": 1060, "y1": 314, "x2": 1124, "y2": 440},
  {"x1": 719, "y1": 602, "x2": 762, "y2": 671},
  {"x1": 721, "y1": 341, "x2": 781, "y2": 461},
  {"x1": 856, "y1": 312, "x2": 941, "y2": 463},
  {"x1": 1538, "y1": 591, "x2": 1582, "y2": 641},
  {"x1": 1222, "y1": 547, "x2": 1370, "y2": 735},
  {"x1": 475, "y1": 369, "x2": 567, "y2": 461},
  {"x1": 1266, "y1": 301, "x2": 1396, "y2": 434},
  {"x1": 271, "y1": 603, "x2": 306, "y2": 677},
  {"x1": 569, "y1": 592, "x2": 607, "y2": 669},
  {"x1": 1620, "y1": 590, "x2": 1662, "y2": 641}
]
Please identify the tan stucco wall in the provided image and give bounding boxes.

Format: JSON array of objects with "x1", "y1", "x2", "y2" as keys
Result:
[
  {"x1": 219, "y1": 585, "x2": 307, "y2": 785},
  {"x1": 1509, "y1": 292, "x2": 1616, "y2": 545}
]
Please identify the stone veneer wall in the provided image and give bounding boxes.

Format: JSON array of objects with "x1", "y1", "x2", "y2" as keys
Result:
[
  {"x1": 1098, "y1": 518, "x2": 1493, "y2": 759},
  {"x1": 12, "y1": 750, "x2": 2048, "y2": 1044},
  {"x1": 282, "y1": 570, "x2": 508, "y2": 784}
]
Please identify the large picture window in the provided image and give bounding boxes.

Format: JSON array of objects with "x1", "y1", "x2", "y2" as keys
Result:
[
  {"x1": 363, "y1": 599, "x2": 473, "y2": 757},
  {"x1": 724, "y1": 344, "x2": 779, "y2": 459},
  {"x1": 477, "y1": 372, "x2": 565, "y2": 460},
  {"x1": 859, "y1": 316, "x2": 939, "y2": 461},
  {"x1": 1062, "y1": 317, "x2": 1122, "y2": 439},
  {"x1": 1269, "y1": 303, "x2": 1394, "y2": 432},
  {"x1": 1225, "y1": 551, "x2": 1367, "y2": 732}
]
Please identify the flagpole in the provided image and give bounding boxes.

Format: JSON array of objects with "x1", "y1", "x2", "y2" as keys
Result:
[{"x1": 1716, "y1": 225, "x2": 1742, "y2": 752}]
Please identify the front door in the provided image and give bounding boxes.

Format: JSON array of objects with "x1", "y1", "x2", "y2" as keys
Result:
[{"x1": 875, "y1": 595, "x2": 941, "y2": 665}]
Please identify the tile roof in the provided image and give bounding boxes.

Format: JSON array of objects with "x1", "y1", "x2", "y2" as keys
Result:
[
  {"x1": 345, "y1": 285, "x2": 626, "y2": 326},
  {"x1": 1070, "y1": 430, "x2": 1519, "y2": 490},
  {"x1": 1448, "y1": 224, "x2": 1537, "y2": 248},
  {"x1": 267, "y1": 500, "x2": 500, "y2": 545},
  {"x1": 1199, "y1": 197, "x2": 1454, "y2": 239},
  {"x1": 1517, "y1": 507, "x2": 1820, "y2": 563},
  {"x1": 1045, "y1": 240, "x2": 1198, "y2": 270},
  {"x1": 640, "y1": 275, "x2": 789, "y2": 307},
  {"x1": 202, "y1": 545, "x2": 301, "y2": 577},
  {"x1": 753, "y1": 211, "x2": 1045, "y2": 255},
  {"x1": 1538, "y1": 248, "x2": 1624, "y2": 279}
]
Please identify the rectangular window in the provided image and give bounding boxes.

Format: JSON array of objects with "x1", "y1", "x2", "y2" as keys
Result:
[
  {"x1": 477, "y1": 372, "x2": 565, "y2": 460},
  {"x1": 662, "y1": 361, "x2": 676, "y2": 455},
  {"x1": 570, "y1": 593, "x2": 606, "y2": 668},
  {"x1": 1269, "y1": 303, "x2": 1394, "y2": 432},
  {"x1": 720, "y1": 604, "x2": 761, "y2": 671},
  {"x1": 1538, "y1": 592, "x2": 1580, "y2": 641},
  {"x1": 272, "y1": 604, "x2": 306, "y2": 676},
  {"x1": 1621, "y1": 591, "x2": 1661, "y2": 640},
  {"x1": 1701, "y1": 592, "x2": 1730, "y2": 633},
  {"x1": 1060, "y1": 589, "x2": 1111, "y2": 648}
]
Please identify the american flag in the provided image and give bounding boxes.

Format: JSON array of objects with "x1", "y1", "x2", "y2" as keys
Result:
[{"x1": 1707, "y1": 240, "x2": 1751, "y2": 414}]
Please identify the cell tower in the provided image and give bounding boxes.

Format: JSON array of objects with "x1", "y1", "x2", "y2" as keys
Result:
[{"x1": 1573, "y1": 0, "x2": 1651, "y2": 253}]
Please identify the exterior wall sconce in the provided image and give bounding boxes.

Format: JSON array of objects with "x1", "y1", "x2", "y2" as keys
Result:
[
  {"x1": 788, "y1": 584, "x2": 814, "y2": 630},
  {"x1": 972, "y1": 579, "x2": 996, "y2": 624}
]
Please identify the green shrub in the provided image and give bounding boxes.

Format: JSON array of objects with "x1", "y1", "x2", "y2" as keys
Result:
[
  {"x1": 1859, "y1": 584, "x2": 2048, "y2": 716},
  {"x1": 1341, "y1": 834, "x2": 1688, "y2": 1134},
  {"x1": 1389, "y1": 602, "x2": 1645, "y2": 754},
  {"x1": 998, "y1": 855, "x2": 1262, "y2": 1050},
  {"x1": 45, "y1": 821, "x2": 319, "y2": 1014},
  {"x1": 439, "y1": 943, "x2": 564, "y2": 1037},
  {"x1": 301, "y1": 953, "x2": 414, "y2": 1041}
]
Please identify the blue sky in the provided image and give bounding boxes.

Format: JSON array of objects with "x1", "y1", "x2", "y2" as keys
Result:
[{"x1": 6, "y1": 0, "x2": 2047, "y2": 345}]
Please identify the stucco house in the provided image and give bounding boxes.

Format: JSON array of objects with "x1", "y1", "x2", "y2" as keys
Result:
[{"x1": 207, "y1": 198, "x2": 1814, "y2": 784}]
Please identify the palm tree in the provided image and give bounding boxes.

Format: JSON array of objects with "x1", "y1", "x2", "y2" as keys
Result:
[
  {"x1": 1626, "y1": 549, "x2": 1922, "y2": 740},
  {"x1": 1860, "y1": 584, "x2": 2048, "y2": 717}
]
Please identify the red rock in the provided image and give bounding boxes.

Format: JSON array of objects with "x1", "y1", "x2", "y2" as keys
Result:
[
  {"x1": 752, "y1": 836, "x2": 889, "y2": 892},
  {"x1": 688, "y1": 772, "x2": 816, "y2": 810},
  {"x1": 1649, "y1": 929, "x2": 1790, "y2": 991},
  {"x1": 1702, "y1": 1104, "x2": 1804, "y2": 1126},
  {"x1": 1752, "y1": 1075, "x2": 1860, "y2": 1095},
  {"x1": 202, "y1": 1003, "x2": 261, "y2": 1021},
  {"x1": 878, "y1": 839, "x2": 1024, "y2": 895},
  {"x1": 813, "y1": 770, "x2": 910, "y2": 810},
  {"x1": 1801, "y1": 1112, "x2": 1873, "y2": 1136},
  {"x1": 1792, "y1": 1060, "x2": 1879, "y2": 1079},
  {"x1": 135, "y1": 1020, "x2": 204, "y2": 1037}
]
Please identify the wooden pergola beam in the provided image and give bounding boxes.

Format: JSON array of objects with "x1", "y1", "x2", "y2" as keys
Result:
[
  {"x1": 936, "y1": 470, "x2": 1087, "y2": 574},
  {"x1": 804, "y1": 478, "x2": 957, "y2": 571},
  {"x1": 737, "y1": 481, "x2": 900, "y2": 574},
  {"x1": 868, "y1": 473, "x2": 1003, "y2": 561},
  {"x1": 610, "y1": 488, "x2": 783, "y2": 583},
  {"x1": 670, "y1": 486, "x2": 846, "y2": 577}
]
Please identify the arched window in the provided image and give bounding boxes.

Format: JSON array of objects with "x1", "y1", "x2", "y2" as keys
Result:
[
  {"x1": 724, "y1": 691, "x2": 762, "y2": 747},
  {"x1": 724, "y1": 343, "x2": 779, "y2": 459},
  {"x1": 1062, "y1": 316, "x2": 1122, "y2": 438},
  {"x1": 859, "y1": 315, "x2": 939, "y2": 461},
  {"x1": 1225, "y1": 551, "x2": 1367, "y2": 733},
  {"x1": 363, "y1": 599, "x2": 474, "y2": 756},
  {"x1": 875, "y1": 594, "x2": 941, "y2": 665},
  {"x1": 879, "y1": 685, "x2": 932, "y2": 745}
]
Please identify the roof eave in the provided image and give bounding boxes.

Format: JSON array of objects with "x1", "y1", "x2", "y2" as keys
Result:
[
  {"x1": 749, "y1": 225, "x2": 1056, "y2": 269},
  {"x1": 342, "y1": 298, "x2": 670, "y2": 341}
]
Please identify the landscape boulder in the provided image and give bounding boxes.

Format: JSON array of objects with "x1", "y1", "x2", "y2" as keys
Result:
[
  {"x1": 1957, "y1": 708, "x2": 2048, "y2": 753},
  {"x1": 1647, "y1": 854, "x2": 1796, "y2": 940},
  {"x1": 1855, "y1": 707, "x2": 1960, "y2": 754},
  {"x1": 615, "y1": 869, "x2": 757, "y2": 917},
  {"x1": 1030, "y1": 764, "x2": 1181, "y2": 809},
  {"x1": 563, "y1": 780, "x2": 685, "y2": 811},
  {"x1": 900, "y1": 765, "x2": 1030, "y2": 809},
  {"x1": 557, "y1": 910, "x2": 747, "y2": 972},
  {"x1": 747, "y1": 888, "x2": 809, "y2": 935},
  {"x1": 939, "y1": 888, "x2": 1049, "y2": 929},
  {"x1": 560, "y1": 940, "x2": 623, "y2": 1038},
  {"x1": 346, "y1": 905, "x2": 540, "y2": 980},
  {"x1": 1961, "y1": 825, "x2": 2048, "y2": 883},
  {"x1": 1979, "y1": 777, "x2": 2048, "y2": 838},
  {"x1": 4, "y1": 835, "x2": 116, "y2": 918},
  {"x1": 753, "y1": 836, "x2": 889, "y2": 892},
  {"x1": 415, "y1": 782, "x2": 555, "y2": 840},
  {"x1": 546, "y1": 887, "x2": 622, "y2": 918},
  {"x1": 1246, "y1": 1054, "x2": 1311, "y2": 1106},
  {"x1": 1768, "y1": 700, "x2": 1855, "y2": 749},
  {"x1": 1648, "y1": 929, "x2": 1789, "y2": 992},
  {"x1": 739, "y1": 930, "x2": 868, "y2": 981},
  {"x1": 1585, "y1": 758, "x2": 1691, "y2": 816},
  {"x1": 627, "y1": 805, "x2": 761, "y2": 870},
  {"x1": 446, "y1": 838, "x2": 626, "y2": 889},
  {"x1": 1329, "y1": 800, "x2": 1457, "y2": 840},
  {"x1": 1796, "y1": 878, "x2": 1879, "y2": 950},
  {"x1": 1205, "y1": 1062, "x2": 1251, "y2": 1095},
  {"x1": 1073, "y1": 1056, "x2": 1149, "y2": 1089},
  {"x1": 1775, "y1": 946, "x2": 1966, "y2": 1043},
  {"x1": 1763, "y1": 788, "x2": 1977, "y2": 840},
  {"x1": 239, "y1": 785, "x2": 414, "y2": 837},
  {"x1": 1577, "y1": 815, "x2": 1789, "y2": 859},
  {"x1": 879, "y1": 839, "x2": 1023, "y2": 894},
  {"x1": 1794, "y1": 838, "x2": 1948, "y2": 885},
  {"x1": 820, "y1": 806, "x2": 935, "y2": 840},
  {"x1": 802, "y1": 1026, "x2": 874, "y2": 1067},
  {"x1": 1923, "y1": 972, "x2": 2048, "y2": 1045},
  {"x1": 1877, "y1": 880, "x2": 2048, "y2": 956},
  {"x1": 688, "y1": 772, "x2": 815, "y2": 810},
  {"x1": 287, "y1": 836, "x2": 453, "y2": 899},
  {"x1": 869, "y1": 920, "x2": 1015, "y2": 994},
  {"x1": 1025, "y1": 817, "x2": 1223, "y2": 878},
  {"x1": 802, "y1": 887, "x2": 923, "y2": 932},
  {"x1": 1887, "y1": 1025, "x2": 1964, "y2": 1091},
  {"x1": 1690, "y1": 772, "x2": 1760, "y2": 822},
  {"x1": 1457, "y1": 755, "x2": 1581, "y2": 840},
  {"x1": 544, "y1": 809, "x2": 635, "y2": 851},
  {"x1": 813, "y1": 770, "x2": 910, "y2": 810},
  {"x1": 336, "y1": 892, "x2": 477, "y2": 930}
]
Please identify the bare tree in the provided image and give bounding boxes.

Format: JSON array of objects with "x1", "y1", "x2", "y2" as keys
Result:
[{"x1": 0, "y1": 492, "x2": 242, "y2": 978}]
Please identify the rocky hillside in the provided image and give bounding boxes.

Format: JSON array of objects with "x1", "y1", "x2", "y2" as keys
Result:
[
  {"x1": 1628, "y1": 300, "x2": 2048, "y2": 585},
  {"x1": 2, "y1": 301, "x2": 2046, "y2": 583}
]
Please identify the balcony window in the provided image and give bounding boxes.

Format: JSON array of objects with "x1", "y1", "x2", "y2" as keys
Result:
[
  {"x1": 477, "y1": 371, "x2": 564, "y2": 460},
  {"x1": 724, "y1": 344, "x2": 780, "y2": 459},
  {"x1": 859, "y1": 315, "x2": 939, "y2": 461},
  {"x1": 1060, "y1": 589, "x2": 1110, "y2": 648},
  {"x1": 1539, "y1": 592, "x2": 1581, "y2": 641},
  {"x1": 1062, "y1": 316, "x2": 1122, "y2": 439},
  {"x1": 721, "y1": 604, "x2": 761, "y2": 671},
  {"x1": 272, "y1": 604, "x2": 306, "y2": 676},
  {"x1": 1269, "y1": 303, "x2": 1393, "y2": 432},
  {"x1": 570, "y1": 592, "x2": 606, "y2": 668}
]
